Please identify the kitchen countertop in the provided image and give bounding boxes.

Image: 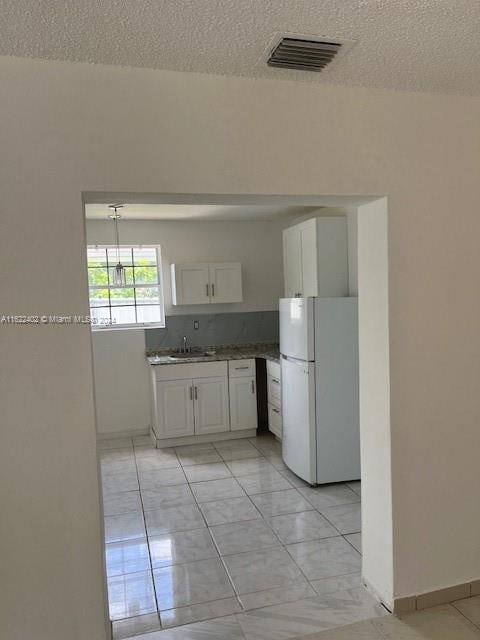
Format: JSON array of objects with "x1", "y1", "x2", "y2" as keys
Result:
[{"x1": 147, "y1": 342, "x2": 280, "y2": 366}]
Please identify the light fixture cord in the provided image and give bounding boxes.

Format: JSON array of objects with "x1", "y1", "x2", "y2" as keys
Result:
[{"x1": 114, "y1": 209, "x2": 121, "y2": 263}]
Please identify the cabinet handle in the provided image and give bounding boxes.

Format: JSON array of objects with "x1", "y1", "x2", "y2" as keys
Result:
[
  {"x1": 194, "y1": 386, "x2": 198, "y2": 400},
  {"x1": 189, "y1": 386, "x2": 193, "y2": 400},
  {"x1": 251, "y1": 380, "x2": 255, "y2": 394},
  {"x1": 206, "y1": 284, "x2": 210, "y2": 297},
  {"x1": 271, "y1": 378, "x2": 280, "y2": 384},
  {"x1": 211, "y1": 283, "x2": 215, "y2": 297},
  {"x1": 235, "y1": 365, "x2": 249, "y2": 370},
  {"x1": 271, "y1": 407, "x2": 280, "y2": 414}
]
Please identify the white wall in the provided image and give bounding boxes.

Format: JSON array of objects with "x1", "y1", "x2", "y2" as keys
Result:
[
  {"x1": 2, "y1": 55, "x2": 480, "y2": 638},
  {"x1": 347, "y1": 210, "x2": 358, "y2": 296},
  {"x1": 86, "y1": 218, "x2": 286, "y2": 315},
  {"x1": 91, "y1": 329, "x2": 151, "y2": 436},
  {"x1": 357, "y1": 198, "x2": 392, "y2": 604}
]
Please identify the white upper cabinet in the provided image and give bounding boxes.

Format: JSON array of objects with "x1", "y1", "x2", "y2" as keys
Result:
[
  {"x1": 283, "y1": 226, "x2": 303, "y2": 299},
  {"x1": 209, "y1": 263, "x2": 243, "y2": 303},
  {"x1": 171, "y1": 263, "x2": 210, "y2": 305},
  {"x1": 171, "y1": 262, "x2": 242, "y2": 305},
  {"x1": 283, "y1": 217, "x2": 349, "y2": 298}
]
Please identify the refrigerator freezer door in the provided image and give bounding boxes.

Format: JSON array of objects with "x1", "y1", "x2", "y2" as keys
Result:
[
  {"x1": 279, "y1": 298, "x2": 315, "y2": 361},
  {"x1": 281, "y1": 356, "x2": 316, "y2": 484}
]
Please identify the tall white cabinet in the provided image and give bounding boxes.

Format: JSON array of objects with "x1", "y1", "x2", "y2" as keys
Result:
[
  {"x1": 171, "y1": 262, "x2": 242, "y2": 305},
  {"x1": 283, "y1": 217, "x2": 349, "y2": 298}
]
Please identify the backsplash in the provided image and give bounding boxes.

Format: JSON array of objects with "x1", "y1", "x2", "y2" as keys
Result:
[{"x1": 145, "y1": 311, "x2": 279, "y2": 350}]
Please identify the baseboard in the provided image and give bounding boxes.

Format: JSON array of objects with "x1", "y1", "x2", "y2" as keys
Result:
[
  {"x1": 393, "y1": 580, "x2": 479, "y2": 615},
  {"x1": 361, "y1": 577, "x2": 393, "y2": 613},
  {"x1": 153, "y1": 429, "x2": 257, "y2": 449}
]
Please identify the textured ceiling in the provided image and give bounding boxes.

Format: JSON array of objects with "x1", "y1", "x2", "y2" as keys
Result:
[
  {"x1": 2, "y1": 1, "x2": 480, "y2": 94},
  {"x1": 85, "y1": 203, "x2": 319, "y2": 221}
]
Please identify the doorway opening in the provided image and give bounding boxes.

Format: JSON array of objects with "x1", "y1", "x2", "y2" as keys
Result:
[{"x1": 83, "y1": 193, "x2": 391, "y2": 638}]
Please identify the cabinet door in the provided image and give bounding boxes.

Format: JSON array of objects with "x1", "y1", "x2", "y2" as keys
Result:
[
  {"x1": 156, "y1": 379, "x2": 194, "y2": 438},
  {"x1": 316, "y1": 217, "x2": 349, "y2": 297},
  {"x1": 283, "y1": 227, "x2": 303, "y2": 297},
  {"x1": 193, "y1": 377, "x2": 230, "y2": 435},
  {"x1": 171, "y1": 263, "x2": 210, "y2": 305},
  {"x1": 267, "y1": 373, "x2": 281, "y2": 409},
  {"x1": 268, "y1": 404, "x2": 282, "y2": 439},
  {"x1": 300, "y1": 219, "x2": 318, "y2": 297},
  {"x1": 209, "y1": 263, "x2": 243, "y2": 303},
  {"x1": 229, "y1": 376, "x2": 257, "y2": 431}
]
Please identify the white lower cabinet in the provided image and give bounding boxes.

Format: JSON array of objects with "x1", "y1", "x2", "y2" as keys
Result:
[
  {"x1": 266, "y1": 360, "x2": 282, "y2": 439},
  {"x1": 229, "y1": 376, "x2": 257, "y2": 431},
  {"x1": 151, "y1": 360, "x2": 258, "y2": 442},
  {"x1": 155, "y1": 379, "x2": 195, "y2": 438},
  {"x1": 268, "y1": 404, "x2": 282, "y2": 439},
  {"x1": 193, "y1": 377, "x2": 229, "y2": 435}
]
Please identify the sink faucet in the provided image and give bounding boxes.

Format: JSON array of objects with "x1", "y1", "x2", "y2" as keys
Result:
[{"x1": 180, "y1": 336, "x2": 190, "y2": 354}]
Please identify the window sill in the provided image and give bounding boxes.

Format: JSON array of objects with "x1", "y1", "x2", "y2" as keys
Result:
[{"x1": 91, "y1": 323, "x2": 165, "y2": 332}]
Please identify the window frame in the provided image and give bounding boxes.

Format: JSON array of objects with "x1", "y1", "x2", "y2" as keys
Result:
[{"x1": 87, "y1": 244, "x2": 166, "y2": 331}]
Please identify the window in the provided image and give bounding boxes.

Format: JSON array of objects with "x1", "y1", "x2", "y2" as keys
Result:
[{"x1": 87, "y1": 245, "x2": 165, "y2": 329}]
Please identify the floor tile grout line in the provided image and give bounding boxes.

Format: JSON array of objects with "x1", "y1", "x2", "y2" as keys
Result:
[
  {"x1": 132, "y1": 437, "x2": 162, "y2": 629},
  {"x1": 450, "y1": 602, "x2": 480, "y2": 630},
  {"x1": 341, "y1": 533, "x2": 362, "y2": 555},
  {"x1": 191, "y1": 475, "x2": 244, "y2": 614}
]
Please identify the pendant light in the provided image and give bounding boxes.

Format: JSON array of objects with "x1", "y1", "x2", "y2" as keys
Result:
[{"x1": 108, "y1": 204, "x2": 126, "y2": 286}]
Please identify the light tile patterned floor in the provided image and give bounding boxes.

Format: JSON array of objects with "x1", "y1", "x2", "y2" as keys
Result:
[{"x1": 100, "y1": 434, "x2": 374, "y2": 639}]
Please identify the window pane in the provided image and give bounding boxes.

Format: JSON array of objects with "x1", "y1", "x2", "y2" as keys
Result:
[
  {"x1": 108, "y1": 265, "x2": 134, "y2": 286},
  {"x1": 90, "y1": 289, "x2": 110, "y2": 307},
  {"x1": 87, "y1": 245, "x2": 164, "y2": 329},
  {"x1": 107, "y1": 247, "x2": 133, "y2": 266},
  {"x1": 133, "y1": 266, "x2": 158, "y2": 285},
  {"x1": 133, "y1": 247, "x2": 157, "y2": 266},
  {"x1": 90, "y1": 306, "x2": 111, "y2": 326},
  {"x1": 88, "y1": 267, "x2": 109, "y2": 287},
  {"x1": 111, "y1": 306, "x2": 136, "y2": 325},
  {"x1": 88, "y1": 247, "x2": 107, "y2": 267},
  {"x1": 136, "y1": 305, "x2": 161, "y2": 324},
  {"x1": 134, "y1": 286, "x2": 160, "y2": 305},
  {"x1": 109, "y1": 288, "x2": 135, "y2": 306}
]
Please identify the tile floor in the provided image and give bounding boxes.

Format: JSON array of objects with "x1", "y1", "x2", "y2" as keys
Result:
[{"x1": 100, "y1": 433, "x2": 378, "y2": 640}]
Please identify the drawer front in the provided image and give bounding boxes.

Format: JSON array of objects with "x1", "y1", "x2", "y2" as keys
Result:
[
  {"x1": 154, "y1": 361, "x2": 228, "y2": 381},
  {"x1": 268, "y1": 403, "x2": 282, "y2": 439},
  {"x1": 267, "y1": 374, "x2": 281, "y2": 408},
  {"x1": 266, "y1": 360, "x2": 280, "y2": 379},
  {"x1": 228, "y1": 358, "x2": 256, "y2": 378}
]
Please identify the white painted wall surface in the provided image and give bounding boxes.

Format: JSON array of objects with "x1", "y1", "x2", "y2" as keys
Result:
[
  {"x1": 86, "y1": 218, "x2": 285, "y2": 315},
  {"x1": 91, "y1": 329, "x2": 151, "y2": 436},
  {"x1": 357, "y1": 198, "x2": 392, "y2": 606},
  {"x1": 347, "y1": 210, "x2": 359, "y2": 296},
  {"x1": 2, "y1": 56, "x2": 480, "y2": 638}
]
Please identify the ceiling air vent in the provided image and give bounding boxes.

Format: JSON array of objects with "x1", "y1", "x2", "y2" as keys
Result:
[{"x1": 267, "y1": 37, "x2": 342, "y2": 72}]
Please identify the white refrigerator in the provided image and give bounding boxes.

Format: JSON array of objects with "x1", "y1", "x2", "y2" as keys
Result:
[{"x1": 280, "y1": 297, "x2": 360, "y2": 485}]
